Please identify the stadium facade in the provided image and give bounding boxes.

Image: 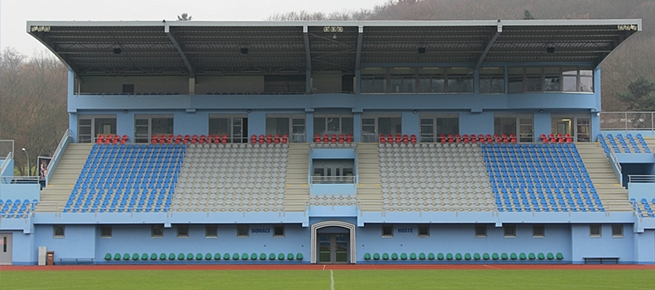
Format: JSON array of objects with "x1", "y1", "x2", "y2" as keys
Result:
[{"x1": 1, "y1": 19, "x2": 652, "y2": 265}]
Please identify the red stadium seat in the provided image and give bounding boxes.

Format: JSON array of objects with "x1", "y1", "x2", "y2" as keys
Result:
[
  {"x1": 387, "y1": 134, "x2": 394, "y2": 144},
  {"x1": 395, "y1": 134, "x2": 402, "y2": 143},
  {"x1": 485, "y1": 134, "x2": 493, "y2": 143},
  {"x1": 565, "y1": 133, "x2": 572, "y2": 143},
  {"x1": 402, "y1": 134, "x2": 409, "y2": 144},
  {"x1": 323, "y1": 134, "x2": 329, "y2": 143},
  {"x1": 440, "y1": 134, "x2": 447, "y2": 143},
  {"x1": 410, "y1": 134, "x2": 416, "y2": 144},
  {"x1": 315, "y1": 134, "x2": 321, "y2": 143},
  {"x1": 274, "y1": 134, "x2": 280, "y2": 144},
  {"x1": 259, "y1": 134, "x2": 265, "y2": 144},
  {"x1": 338, "y1": 134, "x2": 345, "y2": 143},
  {"x1": 455, "y1": 134, "x2": 461, "y2": 143},
  {"x1": 281, "y1": 134, "x2": 289, "y2": 144},
  {"x1": 96, "y1": 134, "x2": 104, "y2": 144},
  {"x1": 447, "y1": 134, "x2": 454, "y2": 143},
  {"x1": 462, "y1": 134, "x2": 469, "y2": 143},
  {"x1": 251, "y1": 134, "x2": 258, "y2": 144},
  {"x1": 266, "y1": 134, "x2": 273, "y2": 144},
  {"x1": 470, "y1": 135, "x2": 477, "y2": 143},
  {"x1": 379, "y1": 134, "x2": 386, "y2": 143},
  {"x1": 477, "y1": 134, "x2": 484, "y2": 142},
  {"x1": 345, "y1": 134, "x2": 353, "y2": 143},
  {"x1": 330, "y1": 134, "x2": 337, "y2": 143},
  {"x1": 221, "y1": 134, "x2": 228, "y2": 144}
]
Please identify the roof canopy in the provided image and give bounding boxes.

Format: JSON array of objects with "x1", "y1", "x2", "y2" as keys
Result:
[{"x1": 27, "y1": 19, "x2": 641, "y2": 77}]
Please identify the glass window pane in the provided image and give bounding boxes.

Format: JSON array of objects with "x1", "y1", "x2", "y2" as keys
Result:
[
  {"x1": 341, "y1": 117, "x2": 354, "y2": 135},
  {"x1": 418, "y1": 78, "x2": 431, "y2": 92},
  {"x1": 314, "y1": 117, "x2": 326, "y2": 135},
  {"x1": 437, "y1": 118, "x2": 459, "y2": 135},
  {"x1": 152, "y1": 118, "x2": 173, "y2": 135},
  {"x1": 209, "y1": 118, "x2": 230, "y2": 135}
]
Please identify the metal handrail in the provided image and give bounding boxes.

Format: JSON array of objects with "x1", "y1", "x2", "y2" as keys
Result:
[
  {"x1": 46, "y1": 129, "x2": 73, "y2": 184},
  {"x1": 0, "y1": 152, "x2": 11, "y2": 175},
  {"x1": 310, "y1": 176, "x2": 356, "y2": 184},
  {"x1": 628, "y1": 175, "x2": 655, "y2": 183},
  {"x1": 600, "y1": 111, "x2": 655, "y2": 132},
  {"x1": 607, "y1": 149, "x2": 623, "y2": 186},
  {"x1": 0, "y1": 176, "x2": 40, "y2": 184}
]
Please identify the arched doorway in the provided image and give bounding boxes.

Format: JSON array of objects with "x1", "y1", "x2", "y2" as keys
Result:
[{"x1": 310, "y1": 221, "x2": 356, "y2": 264}]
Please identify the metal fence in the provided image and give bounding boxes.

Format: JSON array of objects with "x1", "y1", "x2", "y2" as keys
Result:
[
  {"x1": 601, "y1": 112, "x2": 655, "y2": 132},
  {"x1": 0, "y1": 140, "x2": 14, "y2": 160}
]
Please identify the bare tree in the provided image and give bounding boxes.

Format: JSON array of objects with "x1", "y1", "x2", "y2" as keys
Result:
[{"x1": 0, "y1": 48, "x2": 67, "y2": 175}]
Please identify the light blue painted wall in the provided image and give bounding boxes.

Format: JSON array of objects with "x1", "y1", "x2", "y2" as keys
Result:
[
  {"x1": 633, "y1": 230, "x2": 655, "y2": 263},
  {"x1": 401, "y1": 112, "x2": 419, "y2": 137},
  {"x1": 460, "y1": 112, "x2": 494, "y2": 135},
  {"x1": 0, "y1": 184, "x2": 40, "y2": 201},
  {"x1": 34, "y1": 224, "x2": 96, "y2": 261},
  {"x1": 1, "y1": 159, "x2": 13, "y2": 177},
  {"x1": 357, "y1": 223, "x2": 571, "y2": 262},
  {"x1": 95, "y1": 224, "x2": 310, "y2": 261},
  {"x1": 9, "y1": 231, "x2": 35, "y2": 265},
  {"x1": 175, "y1": 111, "x2": 209, "y2": 136},
  {"x1": 570, "y1": 223, "x2": 634, "y2": 263}
]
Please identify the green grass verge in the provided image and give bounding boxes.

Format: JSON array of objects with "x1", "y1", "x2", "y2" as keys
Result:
[{"x1": 2, "y1": 269, "x2": 654, "y2": 290}]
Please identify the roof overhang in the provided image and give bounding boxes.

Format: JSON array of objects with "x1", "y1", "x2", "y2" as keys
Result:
[{"x1": 27, "y1": 19, "x2": 641, "y2": 77}]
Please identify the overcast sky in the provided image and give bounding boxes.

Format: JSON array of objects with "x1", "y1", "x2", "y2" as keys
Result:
[{"x1": 0, "y1": 0, "x2": 387, "y2": 55}]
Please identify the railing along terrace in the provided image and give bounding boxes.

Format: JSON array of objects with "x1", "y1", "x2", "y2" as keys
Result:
[
  {"x1": 311, "y1": 176, "x2": 356, "y2": 184},
  {"x1": 601, "y1": 112, "x2": 655, "y2": 132},
  {"x1": 0, "y1": 176, "x2": 40, "y2": 184},
  {"x1": 0, "y1": 140, "x2": 14, "y2": 160},
  {"x1": 628, "y1": 175, "x2": 655, "y2": 184},
  {"x1": 608, "y1": 148, "x2": 623, "y2": 185}
]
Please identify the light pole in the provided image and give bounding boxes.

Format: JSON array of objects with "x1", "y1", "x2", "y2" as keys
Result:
[{"x1": 21, "y1": 148, "x2": 29, "y2": 176}]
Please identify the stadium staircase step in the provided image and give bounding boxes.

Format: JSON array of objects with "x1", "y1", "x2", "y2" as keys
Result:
[
  {"x1": 283, "y1": 143, "x2": 310, "y2": 212},
  {"x1": 35, "y1": 143, "x2": 92, "y2": 212},
  {"x1": 576, "y1": 143, "x2": 632, "y2": 212},
  {"x1": 356, "y1": 143, "x2": 383, "y2": 211}
]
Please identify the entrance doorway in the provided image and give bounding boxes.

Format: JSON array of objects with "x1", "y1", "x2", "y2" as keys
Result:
[
  {"x1": 0, "y1": 233, "x2": 12, "y2": 265},
  {"x1": 310, "y1": 221, "x2": 356, "y2": 264},
  {"x1": 318, "y1": 233, "x2": 349, "y2": 263}
]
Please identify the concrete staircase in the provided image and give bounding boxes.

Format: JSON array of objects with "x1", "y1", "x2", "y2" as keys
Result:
[
  {"x1": 356, "y1": 143, "x2": 383, "y2": 211},
  {"x1": 283, "y1": 143, "x2": 310, "y2": 212},
  {"x1": 35, "y1": 143, "x2": 92, "y2": 212},
  {"x1": 576, "y1": 143, "x2": 632, "y2": 212}
]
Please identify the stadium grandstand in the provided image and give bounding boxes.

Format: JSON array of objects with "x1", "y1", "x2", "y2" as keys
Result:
[{"x1": 0, "y1": 18, "x2": 651, "y2": 265}]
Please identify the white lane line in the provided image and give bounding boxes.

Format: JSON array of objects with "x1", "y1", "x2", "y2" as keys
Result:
[{"x1": 330, "y1": 269, "x2": 335, "y2": 290}]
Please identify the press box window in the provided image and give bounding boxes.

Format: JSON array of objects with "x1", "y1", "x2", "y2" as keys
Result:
[
  {"x1": 177, "y1": 225, "x2": 189, "y2": 238},
  {"x1": 100, "y1": 225, "x2": 112, "y2": 238},
  {"x1": 611, "y1": 224, "x2": 623, "y2": 238},
  {"x1": 151, "y1": 225, "x2": 164, "y2": 238},
  {"x1": 382, "y1": 225, "x2": 394, "y2": 238},
  {"x1": 205, "y1": 225, "x2": 218, "y2": 238},
  {"x1": 475, "y1": 224, "x2": 487, "y2": 238},
  {"x1": 590, "y1": 224, "x2": 602, "y2": 238},
  {"x1": 504, "y1": 224, "x2": 516, "y2": 238},
  {"x1": 274, "y1": 225, "x2": 285, "y2": 238},
  {"x1": 533, "y1": 225, "x2": 545, "y2": 238},
  {"x1": 53, "y1": 225, "x2": 65, "y2": 238},
  {"x1": 418, "y1": 224, "x2": 430, "y2": 238},
  {"x1": 237, "y1": 225, "x2": 249, "y2": 238}
]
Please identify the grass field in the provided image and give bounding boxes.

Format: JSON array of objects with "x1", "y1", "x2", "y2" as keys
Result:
[{"x1": 2, "y1": 269, "x2": 655, "y2": 290}]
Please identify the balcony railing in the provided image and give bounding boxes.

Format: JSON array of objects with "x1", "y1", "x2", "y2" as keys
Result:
[{"x1": 601, "y1": 112, "x2": 655, "y2": 132}]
